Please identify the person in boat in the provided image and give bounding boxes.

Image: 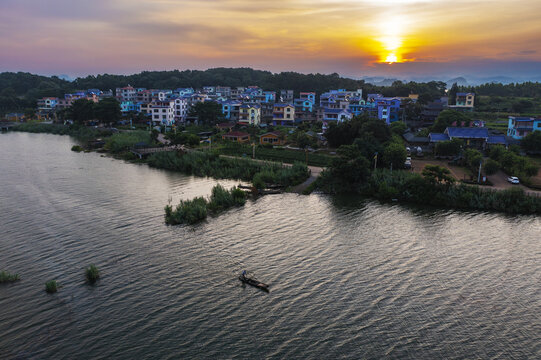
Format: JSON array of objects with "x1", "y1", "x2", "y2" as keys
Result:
[{"x1": 241, "y1": 270, "x2": 247, "y2": 278}]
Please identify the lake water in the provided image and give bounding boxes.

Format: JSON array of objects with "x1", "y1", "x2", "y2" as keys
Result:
[{"x1": 0, "y1": 132, "x2": 540, "y2": 359}]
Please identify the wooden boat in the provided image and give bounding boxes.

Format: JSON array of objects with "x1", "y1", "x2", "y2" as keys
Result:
[{"x1": 239, "y1": 275, "x2": 269, "y2": 292}]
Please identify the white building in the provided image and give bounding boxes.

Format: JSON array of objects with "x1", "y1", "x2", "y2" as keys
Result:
[
  {"x1": 174, "y1": 97, "x2": 190, "y2": 122},
  {"x1": 150, "y1": 100, "x2": 175, "y2": 126}
]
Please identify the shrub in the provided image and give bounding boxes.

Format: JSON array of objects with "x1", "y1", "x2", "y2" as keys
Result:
[
  {"x1": 0, "y1": 271, "x2": 20, "y2": 283},
  {"x1": 85, "y1": 264, "x2": 100, "y2": 284},
  {"x1": 71, "y1": 145, "x2": 84, "y2": 152},
  {"x1": 45, "y1": 280, "x2": 58, "y2": 293},
  {"x1": 484, "y1": 159, "x2": 500, "y2": 175},
  {"x1": 165, "y1": 197, "x2": 208, "y2": 225},
  {"x1": 207, "y1": 184, "x2": 246, "y2": 212}
]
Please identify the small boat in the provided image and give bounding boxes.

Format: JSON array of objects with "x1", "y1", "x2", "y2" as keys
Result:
[{"x1": 239, "y1": 274, "x2": 269, "y2": 292}]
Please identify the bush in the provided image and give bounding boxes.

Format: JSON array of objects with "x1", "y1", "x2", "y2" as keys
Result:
[
  {"x1": 71, "y1": 145, "x2": 84, "y2": 152},
  {"x1": 85, "y1": 264, "x2": 100, "y2": 284},
  {"x1": 165, "y1": 197, "x2": 208, "y2": 225},
  {"x1": 165, "y1": 185, "x2": 248, "y2": 225},
  {"x1": 207, "y1": 184, "x2": 246, "y2": 212},
  {"x1": 435, "y1": 139, "x2": 463, "y2": 157},
  {"x1": 484, "y1": 159, "x2": 500, "y2": 175},
  {"x1": 45, "y1": 280, "x2": 58, "y2": 293},
  {"x1": 0, "y1": 271, "x2": 20, "y2": 283}
]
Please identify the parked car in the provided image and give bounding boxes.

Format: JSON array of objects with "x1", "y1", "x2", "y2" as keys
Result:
[
  {"x1": 507, "y1": 176, "x2": 520, "y2": 184},
  {"x1": 406, "y1": 147, "x2": 411, "y2": 155},
  {"x1": 404, "y1": 157, "x2": 412, "y2": 169}
]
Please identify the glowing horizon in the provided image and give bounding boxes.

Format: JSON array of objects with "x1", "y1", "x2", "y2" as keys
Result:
[{"x1": 1, "y1": 0, "x2": 541, "y2": 79}]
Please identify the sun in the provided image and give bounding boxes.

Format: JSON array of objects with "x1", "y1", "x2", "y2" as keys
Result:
[
  {"x1": 377, "y1": 14, "x2": 408, "y2": 64},
  {"x1": 385, "y1": 53, "x2": 398, "y2": 64}
]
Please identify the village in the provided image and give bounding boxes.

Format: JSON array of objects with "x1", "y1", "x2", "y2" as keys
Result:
[{"x1": 4, "y1": 82, "x2": 541, "y2": 195}]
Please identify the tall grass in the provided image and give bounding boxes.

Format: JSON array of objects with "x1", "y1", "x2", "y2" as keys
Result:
[
  {"x1": 165, "y1": 185, "x2": 247, "y2": 225},
  {"x1": 359, "y1": 169, "x2": 541, "y2": 214},
  {"x1": 45, "y1": 280, "x2": 58, "y2": 293},
  {"x1": 0, "y1": 271, "x2": 20, "y2": 283},
  {"x1": 85, "y1": 264, "x2": 100, "y2": 284}
]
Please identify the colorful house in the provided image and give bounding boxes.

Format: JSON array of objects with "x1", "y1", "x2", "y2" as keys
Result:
[
  {"x1": 37, "y1": 97, "x2": 58, "y2": 110},
  {"x1": 507, "y1": 116, "x2": 541, "y2": 139},
  {"x1": 272, "y1": 104, "x2": 295, "y2": 126},
  {"x1": 322, "y1": 108, "x2": 353, "y2": 122},
  {"x1": 293, "y1": 99, "x2": 313, "y2": 113},
  {"x1": 376, "y1": 98, "x2": 401, "y2": 124},
  {"x1": 220, "y1": 100, "x2": 242, "y2": 121},
  {"x1": 259, "y1": 131, "x2": 285, "y2": 146},
  {"x1": 299, "y1": 92, "x2": 316, "y2": 104},
  {"x1": 121, "y1": 101, "x2": 137, "y2": 113},
  {"x1": 449, "y1": 92, "x2": 475, "y2": 111},
  {"x1": 222, "y1": 131, "x2": 250, "y2": 143},
  {"x1": 238, "y1": 104, "x2": 261, "y2": 126}
]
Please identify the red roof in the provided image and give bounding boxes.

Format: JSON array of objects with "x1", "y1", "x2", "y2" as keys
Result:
[{"x1": 224, "y1": 131, "x2": 250, "y2": 137}]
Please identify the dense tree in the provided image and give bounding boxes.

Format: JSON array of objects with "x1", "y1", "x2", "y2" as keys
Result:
[
  {"x1": 432, "y1": 110, "x2": 471, "y2": 132},
  {"x1": 94, "y1": 97, "x2": 121, "y2": 124},
  {"x1": 327, "y1": 145, "x2": 371, "y2": 188},
  {"x1": 68, "y1": 99, "x2": 95, "y2": 124},
  {"x1": 422, "y1": 165, "x2": 455, "y2": 185},
  {"x1": 448, "y1": 83, "x2": 458, "y2": 105},
  {"x1": 390, "y1": 121, "x2": 407, "y2": 136},
  {"x1": 521, "y1": 131, "x2": 541, "y2": 153},
  {"x1": 188, "y1": 101, "x2": 224, "y2": 125},
  {"x1": 435, "y1": 138, "x2": 463, "y2": 157},
  {"x1": 383, "y1": 142, "x2": 407, "y2": 169},
  {"x1": 484, "y1": 159, "x2": 500, "y2": 175}
]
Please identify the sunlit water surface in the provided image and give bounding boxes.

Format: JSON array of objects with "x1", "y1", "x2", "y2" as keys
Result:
[{"x1": 0, "y1": 133, "x2": 540, "y2": 359}]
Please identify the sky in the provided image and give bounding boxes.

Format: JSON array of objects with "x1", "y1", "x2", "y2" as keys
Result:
[{"x1": 1, "y1": 0, "x2": 541, "y2": 81}]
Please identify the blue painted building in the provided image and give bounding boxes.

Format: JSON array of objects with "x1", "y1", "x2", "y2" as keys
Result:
[
  {"x1": 507, "y1": 116, "x2": 541, "y2": 139},
  {"x1": 376, "y1": 98, "x2": 401, "y2": 124}
]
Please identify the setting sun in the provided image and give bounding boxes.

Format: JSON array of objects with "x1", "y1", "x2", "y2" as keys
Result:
[
  {"x1": 385, "y1": 53, "x2": 398, "y2": 64},
  {"x1": 377, "y1": 14, "x2": 407, "y2": 64}
]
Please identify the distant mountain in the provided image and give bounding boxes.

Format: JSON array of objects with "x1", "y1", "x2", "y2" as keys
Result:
[
  {"x1": 446, "y1": 77, "x2": 468, "y2": 87},
  {"x1": 57, "y1": 74, "x2": 74, "y2": 82},
  {"x1": 362, "y1": 77, "x2": 401, "y2": 86}
]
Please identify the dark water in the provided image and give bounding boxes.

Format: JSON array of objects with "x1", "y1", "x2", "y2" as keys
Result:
[{"x1": 0, "y1": 132, "x2": 540, "y2": 359}]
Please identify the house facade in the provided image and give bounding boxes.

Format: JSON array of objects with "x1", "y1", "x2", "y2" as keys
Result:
[
  {"x1": 238, "y1": 104, "x2": 261, "y2": 125},
  {"x1": 507, "y1": 116, "x2": 541, "y2": 139},
  {"x1": 259, "y1": 131, "x2": 285, "y2": 145},
  {"x1": 222, "y1": 131, "x2": 250, "y2": 143},
  {"x1": 272, "y1": 104, "x2": 295, "y2": 125}
]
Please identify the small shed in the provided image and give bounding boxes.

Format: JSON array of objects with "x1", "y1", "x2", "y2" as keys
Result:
[{"x1": 222, "y1": 131, "x2": 250, "y2": 143}]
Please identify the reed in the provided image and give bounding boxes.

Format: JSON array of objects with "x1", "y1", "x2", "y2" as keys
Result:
[
  {"x1": 85, "y1": 264, "x2": 100, "y2": 284},
  {"x1": 0, "y1": 271, "x2": 20, "y2": 283},
  {"x1": 45, "y1": 280, "x2": 57, "y2": 293}
]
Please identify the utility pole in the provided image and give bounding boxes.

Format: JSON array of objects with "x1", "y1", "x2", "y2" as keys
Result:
[
  {"x1": 374, "y1": 152, "x2": 378, "y2": 171},
  {"x1": 477, "y1": 161, "x2": 482, "y2": 183},
  {"x1": 252, "y1": 143, "x2": 256, "y2": 159}
]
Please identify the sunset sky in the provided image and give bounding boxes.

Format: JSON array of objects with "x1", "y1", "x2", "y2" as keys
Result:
[{"x1": 1, "y1": 0, "x2": 541, "y2": 80}]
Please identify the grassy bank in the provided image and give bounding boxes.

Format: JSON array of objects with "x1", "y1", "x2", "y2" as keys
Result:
[
  {"x1": 165, "y1": 184, "x2": 247, "y2": 225},
  {"x1": 148, "y1": 150, "x2": 309, "y2": 187},
  {"x1": 218, "y1": 144, "x2": 333, "y2": 167},
  {"x1": 12, "y1": 123, "x2": 108, "y2": 144}
]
